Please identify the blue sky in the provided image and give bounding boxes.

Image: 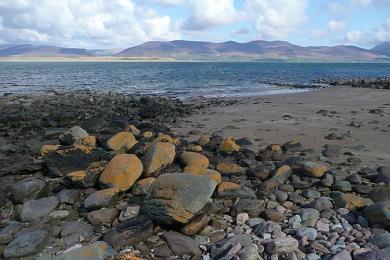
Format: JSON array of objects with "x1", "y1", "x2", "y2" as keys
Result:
[{"x1": 0, "y1": 0, "x2": 389, "y2": 49}]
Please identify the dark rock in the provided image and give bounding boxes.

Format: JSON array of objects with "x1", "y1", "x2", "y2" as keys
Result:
[
  {"x1": 80, "y1": 116, "x2": 109, "y2": 133},
  {"x1": 233, "y1": 199, "x2": 265, "y2": 217},
  {"x1": 0, "y1": 222, "x2": 25, "y2": 244},
  {"x1": 369, "y1": 184, "x2": 390, "y2": 202},
  {"x1": 61, "y1": 221, "x2": 94, "y2": 247},
  {"x1": 363, "y1": 200, "x2": 390, "y2": 230},
  {"x1": 84, "y1": 188, "x2": 118, "y2": 210},
  {"x1": 210, "y1": 234, "x2": 252, "y2": 259},
  {"x1": 59, "y1": 126, "x2": 89, "y2": 145},
  {"x1": 217, "y1": 185, "x2": 257, "y2": 199},
  {"x1": 103, "y1": 215, "x2": 153, "y2": 250},
  {"x1": 369, "y1": 232, "x2": 390, "y2": 249},
  {"x1": 162, "y1": 231, "x2": 201, "y2": 257},
  {"x1": 376, "y1": 166, "x2": 390, "y2": 183},
  {"x1": 12, "y1": 177, "x2": 48, "y2": 203},
  {"x1": 56, "y1": 189, "x2": 81, "y2": 204},
  {"x1": 87, "y1": 208, "x2": 118, "y2": 226},
  {"x1": 322, "y1": 144, "x2": 343, "y2": 157},
  {"x1": 354, "y1": 247, "x2": 390, "y2": 260},
  {"x1": 18, "y1": 196, "x2": 59, "y2": 222}
]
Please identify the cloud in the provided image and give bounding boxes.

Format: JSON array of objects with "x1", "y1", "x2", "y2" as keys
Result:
[
  {"x1": 151, "y1": 0, "x2": 184, "y2": 6},
  {"x1": 345, "y1": 17, "x2": 390, "y2": 46},
  {"x1": 0, "y1": 0, "x2": 180, "y2": 48},
  {"x1": 182, "y1": 0, "x2": 240, "y2": 31},
  {"x1": 244, "y1": 0, "x2": 308, "y2": 39},
  {"x1": 329, "y1": 20, "x2": 346, "y2": 32}
]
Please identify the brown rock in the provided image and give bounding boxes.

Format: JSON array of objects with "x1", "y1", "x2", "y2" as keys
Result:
[
  {"x1": 335, "y1": 193, "x2": 373, "y2": 210},
  {"x1": 216, "y1": 162, "x2": 247, "y2": 175},
  {"x1": 40, "y1": 144, "x2": 60, "y2": 156},
  {"x1": 142, "y1": 142, "x2": 176, "y2": 177},
  {"x1": 301, "y1": 162, "x2": 327, "y2": 178},
  {"x1": 132, "y1": 177, "x2": 156, "y2": 196},
  {"x1": 219, "y1": 137, "x2": 240, "y2": 153},
  {"x1": 180, "y1": 151, "x2": 209, "y2": 167},
  {"x1": 106, "y1": 132, "x2": 138, "y2": 151},
  {"x1": 181, "y1": 213, "x2": 210, "y2": 236},
  {"x1": 99, "y1": 154, "x2": 143, "y2": 191}
]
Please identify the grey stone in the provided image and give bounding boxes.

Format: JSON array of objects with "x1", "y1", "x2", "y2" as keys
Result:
[
  {"x1": 84, "y1": 188, "x2": 118, "y2": 210},
  {"x1": 376, "y1": 166, "x2": 390, "y2": 183},
  {"x1": 363, "y1": 200, "x2": 390, "y2": 229},
  {"x1": 369, "y1": 232, "x2": 390, "y2": 249},
  {"x1": 4, "y1": 230, "x2": 48, "y2": 258},
  {"x1": 57, "y1": 189, "x2": 81, "y2": 204},
  {"x1": 330, "y1": 250, "x2": 352, "y2": 260},
  {"x1": 142, "y1": 173, "x2": 217, "y2": 225},
  {"x1": 300, "y1": 208, "x2": 320, "y2": 227},
  {"x1": 18, "y1": 196, "x2": 59, "y2": 221},
  {"x1": 163, "y1": 231, "x2": 202, "y2": 257},
  {"x1": 0, "y1": 222, "x2": 24, "y2": 244},
  {"x1": 322, "y1": 144, "x2": 343, "y2": 157},
  {"x1": 296, "y1": 227, "x2": 317, "y2": 240},
  {"x1": 210, "y1": 234, "x2": 252, "y2": 259},
  {"x1": 334, "y1": 181, "x2": 352, "y2": 192},
  {"x1": 354, "y1": 247, "x2": 390, "y2": 260},
  {"x1": 233, "y1": 199, "x2": 265, "y2": 217},
  {"x1": 306, "y1": 198, "x2": 333, "y2": 211},
  {"x1": 59, "y1": 126, "x2": 89, "y2": 145},
  {"x1": 12, "y1": 177, "x2": 48, "y2": 203},
  {"x1": 61, "y1": 221, "x2": 94, "y2": 247}
]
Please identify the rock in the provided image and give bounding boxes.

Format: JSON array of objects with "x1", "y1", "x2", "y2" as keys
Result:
[
  {"x1": 44, "y1": 147, "x2": 110, "y2": 177},
  {"x1": 80, "y1": 116, "x2": 108, "y2": 133},
  {"x1": 302, "y1": 189, "x2": 321, "y2": 199},
  {"x1": 87, "y1": 208, "x2": 118, "y2": 225},
  {"x1": 369, "y1": 232, "x2": 390, "y2": 249},
  {"x1": 239, "y1": 243, "x2": 261, "y2": 260},
  {"x1": 237, "y1": 213, "x2": 249, "y2": 225},
  {"x1": 322, "y1": 144, "x2": 343, "y2": 157},
  {"x1": 300, "y1": 162, "x2": 327, "y2": 178},
  {"x1": 181, "y1": 213, "x2": 210, "y2": 236},
  {"x1": 59, "y1": 126, "x2": 89, "y2": 145},
  {"x1": 307, "y1": 198, "x2": 333, "y2": 211},
  {"x1": 334, "y1": 181, "x2": 352, "y2": 192},
  {"x1": 99, "y1": 154, "x2": 143, "y2": 191},
  {"x1": 103, "y1": 215, "x2": 153, "y2": 250},
  {"x1": 272, "y1": 236, "x2": 299, "y2": 254},
  {"x1": 363, "y1": 200, "x2": 390, "y2": 230},
  {"x1": 49, "y1": 210, "x2": 70, "y2": 220},
  {"x1": 210, "y1": 234, "x2": 252, "y2": 259},
  {"x1": 216, "y1": 162, "x2": 247, "y2": 175},
  {"x1": 4, "y1": 230, "x2": 48, "y2": 259},
  {"x1": 162, "y1": 231, "x2": 202, "y2": 257},
  {"x1": 376, "y1": 166, "x2": 390, "y2": 183},
  {"x1": 296, "y1": 227, "x2": 317, "y2": 240},
  {"x1": 217, "y1": 183, "x2": 256, "y2": 199},
  {"x1": 84, "y1": 188, "x2": 118, "y2": 210},
  {"x1": 12, "y1": 177, "x2": 48, "y2": 203},
  {"x1": 282, "y1": 140, "x2": 303, "y2": 152},
  {"x1": 119, "y1": 206, "x2": 140, "y2": 221},
  {"x1": 354, "y1": 247, "x2": 390, "y2": 260},
  {"x1": 300, "y1": 208, "x2": 320, "y2": 227},
  {"x1": 106, "y1": 132, "x2": 138, "y2": 151},
  {"x1": 233, "y1": 199, "x2": 265, "y2": 217},
  {"x1": 142, "y1": 173, "x2": 217, "y2": 225},
  {"x1": 57, "y1": 189, "x2": 81, "y2": 204},
  {"x1": 66, "y1": 161, "x2": 107, "y2": 188},
  {"x1": 273, "y1": 165, "x2": 292, "y2": 184},
  {"x1": 0, "y1": 222, "x2": 24, "y2": 244},
  {"x1": 198, "y1": 135, "x2": 210, "y2": 146},
  {"x1": 256, "y1": 178, "x2": 279, "y2": 196},
  {"x1": 330, "y1": 249, "x2": 352, "y2": 260},
  {"x1": 219, "y1": 137, "x2": 240, "y2": 153},
  {"x1": 132, "y1": 177, "x2": 155, "y2": 196},
  {"x1": 369, "y1": 184, "x2": 390, "y2": 202},
  {"x1": 49, "y1": 241, "x2": 117, "y2": 260},
  {"x1": 142, "y1": 142, "x2": 176, "y2": 177},
  {"x1": 335, "y1": 193, "x2": 373, "y2": 210},
  {"x1": 61, "y1": 221, "x2": 94, "y2": 247},
  {"x1": 184, "y1": 167, "x2": 222, "y2": 183},
  {"x1": 18, "y1": 196, "x2": 59, "y2": 222},
  {"x1": 40, "y1": 144, "x2": 60, "y2": 156},
  {"x1": 180, "y1": 151, "x2": 209, "y2": 167},
  {"x1": 253, "y1": 221, "x2": 282, "y2": 236}
]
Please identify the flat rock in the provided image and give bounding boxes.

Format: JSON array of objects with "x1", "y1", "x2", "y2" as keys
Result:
[
  {"x1": 84, "y1": 188, "x2": 118, "y2": 210},
  {"x1": 12, "y1": 177, "x2": 48, "y2": 203},
  {"x1": 142, "y1": 173, "x2": 217, "y2": 225},
  {"x1": 106, "y1": 132, "x2": 138, "y2": 151}
]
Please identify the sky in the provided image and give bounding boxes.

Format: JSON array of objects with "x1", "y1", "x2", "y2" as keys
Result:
[{"x1": 0, "y1": 0, "x2": 389, "y2": 49}]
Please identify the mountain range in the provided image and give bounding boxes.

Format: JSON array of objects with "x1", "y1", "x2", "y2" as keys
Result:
[{"x1": 1, "y1": 41, "x2": 390, "y2": 62}]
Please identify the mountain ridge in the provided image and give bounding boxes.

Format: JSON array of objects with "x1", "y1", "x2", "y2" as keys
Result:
[{"x1": 1, "y1": 41, "x2": 389, "y2": 61}]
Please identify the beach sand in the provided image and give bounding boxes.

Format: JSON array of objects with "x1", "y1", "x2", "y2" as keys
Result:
[{"x1": 174, "y1": 86, "x2": 390, "y2": 165}]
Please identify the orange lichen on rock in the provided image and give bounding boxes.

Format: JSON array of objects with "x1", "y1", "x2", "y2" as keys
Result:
[
  {"x1": 40, "y1": 144, "x2": 60, "y2": 156},
  {"x1": 217, "y1": 182, "x2": 240, "y2": 193},
  {"x1": 106, "y1": 132, "x2": 138, "y2": 151},
  {"x1": 180, "y1": 151, "x2": 209, "y2": 168},
  {"x1": 219, "y1": 137, "x2": 240, "y2": 152}
]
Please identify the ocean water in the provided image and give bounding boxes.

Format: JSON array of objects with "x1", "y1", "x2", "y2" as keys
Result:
[{"x1": 0, "y1": 61, "x2": 390, "y2": 98}]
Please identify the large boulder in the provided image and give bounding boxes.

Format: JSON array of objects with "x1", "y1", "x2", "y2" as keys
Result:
[
  {"x1": 363, "y1": 200, "x2": 390, "y2": 230},
  {"x1": 142, "y1": 142, "x2": 176, "y2": 177},
  {"x1": 99, "y1": 154, "x2": 143, "y2": 191},
  {"x1": 142, "y1": 173, "x2": 217, "y2": 225}
]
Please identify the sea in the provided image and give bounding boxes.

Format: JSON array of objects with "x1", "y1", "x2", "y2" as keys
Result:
[{"x1": 1, "y1": 61, "x2": 390, "y2": 98}]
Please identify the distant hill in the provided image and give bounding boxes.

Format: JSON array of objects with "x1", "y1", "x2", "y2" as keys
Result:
[
  {"x1": 116, "y1": 40, "x2": 390, "y2": 62},
  {"x1": 1, "y1": 41, "x2": 390, "y2": 61},
  {"x1": 371, "y1": 42, "x2": 390, "y2": 57},
  {"x1": 0, "y1": 44, "x2": 92, "y2": 57}
]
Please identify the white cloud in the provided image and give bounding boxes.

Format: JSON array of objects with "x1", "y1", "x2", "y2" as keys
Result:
[
  {"x1": 151, "y1": 0, "x2": 184, "y2": 6},
  {"x1": 182, "y1": 0, "x2": 240, "y2": 30},
  {"x1": 345, "y1": 17, "x2": 390, "y2": 46},
  {"x1": 0, "y1": 0, "x2": 180, "y2": 48},
  {"x1": 329, "y1": 20, "x2": 346, "y2": 32},
  {"x1": 244, "y1": 0, "x2": 308, "y2": 39}
]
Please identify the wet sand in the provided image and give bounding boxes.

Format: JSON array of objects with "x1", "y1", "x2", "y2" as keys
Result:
[{"x1": 175, "y1": 86, "x2": 390, "y2": 165}]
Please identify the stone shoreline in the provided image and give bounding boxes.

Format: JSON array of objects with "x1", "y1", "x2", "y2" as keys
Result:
[{"x1": 0, "y1": 89, "x2": 390, "y2": 259}]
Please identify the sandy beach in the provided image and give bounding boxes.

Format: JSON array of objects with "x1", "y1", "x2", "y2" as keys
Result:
[{"x1": 175, "y1": 86, "x2": 390, "y2": 165}]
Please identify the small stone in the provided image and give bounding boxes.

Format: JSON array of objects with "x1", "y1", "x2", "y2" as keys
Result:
[
  {"x1": 334, "y1": 181, "x2": 352, "y2": 192},
  {"x1": 216, "y1": 162, "x2": 247, "y2": 175},
  {"x1": 61, "y1": 221, "x2": 95, "y2": 247},
  {"x1": 330, "y1": 250, "x2": 352, "y2": 260},
  {"x1": 119, "y1": 205, "x2": 140, "y2": 221},
  {"x1": 369, "y1": 232, "x2": 390, "y2": 249},
  {"x1": 40, "y1": 144, "x2": 60, "y2": 156},
  {"x1": 368, "y1": 184, "x2": 390, "y2": 202},
  {"x1": 142, "y1": 142, "x2": 176, "y2": 177},
  {"x1": 49, "y1": 210, "x2": 70, "y2": 220},
  {"x1": 262, "y1": 209, "x2": 284, "y2": 222},
  {"x1": 66, "y1": 161, "x2": 107, "y2": 188},
  {"x1": 56, "y1": 189, "x2": 81, "y2": 204},
  {"x1": 233, "y1": 199, "x2": 265, "y2": 217},
  {"x1": 198, "y1": 135, "x2": 210, "y2": 146},
  {"x1": 376, "y1": 166, "x2": 390, "y2": 183},
  {"x1": 99, "y1": 154, "x2": 143, "y2": 191},
  {"x1": 273, "y1": 236, "x2": 299, "y2": 254},
  {"x1": 181, "y1": 213, "x2": 210, "y2": 236},
  {"x1": 296, "y1": 227, "x2": 317, "y2": 240},
  {"x1": 0, "y1": 222, "x2": 24, "y2": 244},
  {"x1": 237, "y1": 213, "x2": 249, "y2": 225},
  {"x1": 53, "y1": 241, "x2": 117, "y2": 259},
  {"x1": 106, "y1": 132, "x2": 138, "y2": 151},
  {"x1": 219, "y1": 137, "x2": 241, "y2": 153},
  {"x1": 300, "y1": 208, "x2": 320, "y2": 227},
  {"x1": 210, "y1": 234, "x2": 252, "y2": 259},
  {"x1": 87, "y1": 208, "x2": 118, "y2": 225},
  {"x1": 335, "y1": 193, "x2": 373, "y2": 210},
  {"x1": 84, "y1": 188, "x2": 118, "y2": 210},
  {"x1": 301, "y1": 162, "x2": 327, "y2": 178},
  {"x1": 163, "y1": 231, "x2": 202, "y2": 257},
  {"x1": 273, "y1": 165, "x2": 292, "y2": 184},
  {"x1": 322, "y1": 144, "x2": 343, "y2": 157}
]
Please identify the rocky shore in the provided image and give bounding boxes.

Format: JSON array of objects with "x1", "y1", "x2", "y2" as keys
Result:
[
  {"x1": 329, "y1": 77, "x2": 390, "y2": 89},
  {"x1": 0, "y1": 90, "x2": 390, "y2": 259}
]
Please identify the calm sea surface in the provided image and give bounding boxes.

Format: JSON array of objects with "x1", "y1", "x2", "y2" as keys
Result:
[{"x1": 1, "y1": 62, "x2": 390, "y2": 98}]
